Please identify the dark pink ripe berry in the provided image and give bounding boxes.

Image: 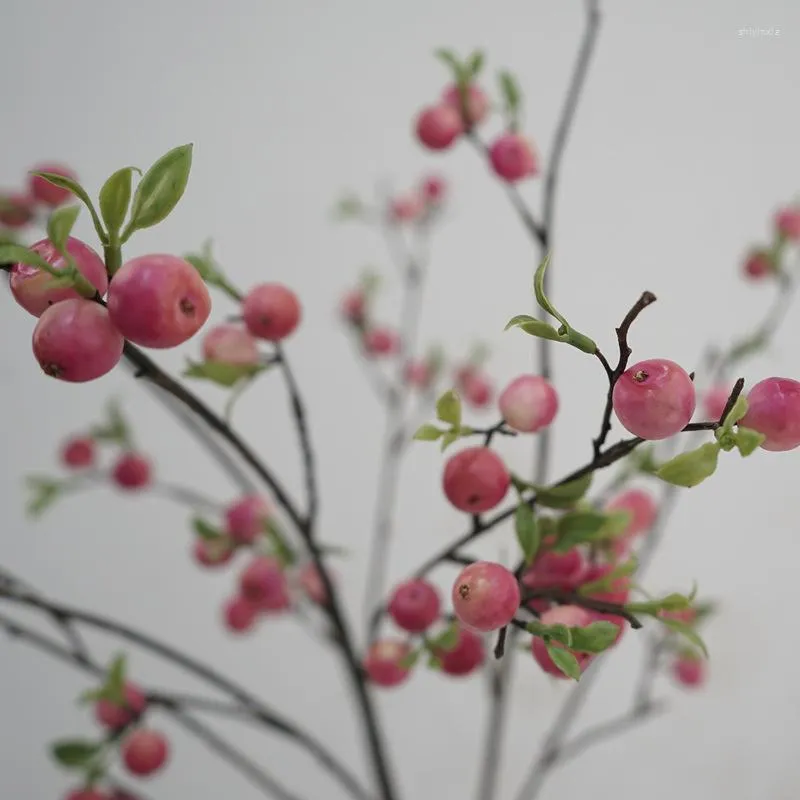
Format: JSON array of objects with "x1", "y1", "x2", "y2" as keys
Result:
[
  {"x1": 389, "y1": 194, "x2": 423, "y2": 222},
  {"x1": 341, "y1": 290, "x2": 366, "y2": 325},
  {"x1": 521, "y1": 548, "x2": 586, "y2": 593},
  {"x1": 10, "y1": 236, "x2": 108, "y2": 318},
  {"x1": 489, "y1": 134, "x2": 539, "y2": 182},
  {"x1": 298, "y1": 563, "x2": 328, "y2": 605},
  {"x1": 242, "y1": 283, "x2": 301, "y2": 342},
  {"x1": 775, "y1": 206, "x2": 800, "y2": 240},
  {"x1": 223, "y1": 595, "x2": 258, "y2": 633},
  {"x1": 363, "y1": 640, "x2": 412, "y2": 687},
  {"x1": 672, "y1": 656, "x2": 705, "y2": 688},
  {"x1": 740, "y1": 377, "x2": 800, "y2": 451},
  {"x1": 65, "y1": 790, "x2": 108, "y2": 800},
  {"x1": 404, "y1": 360, "x2": 432, "y2": 390},
  {"x1": 122, "y1": 729, "x2": 169, "y2": 776},
  {"x1": 0, "y1": 192, "x2": 35, "y2": 227},
  {"x1": 388, "y1": 579, "x2": 441, "y2": 633},
  {"x1": 612, "y1": 358, "x2": 696, "y2": 440},
  {"x1": 61, "y1": 437, "x2": 95, "y2": 469},
  {"x1": 239, "y1": 556, "x2": 288, "y2": 607},
  {"x1": 441, "y1": 83, "x2": 489, "y2": 126},
  {"x1": 108, "y1": 254, "x2": 211, "y2": 349},
  {"x1": 703, "y1": 384, "x2": 731, "y2": 421},
  {"x1": 364, "y1": 327, "x2": 400, "y2": 357},
  {"x1": 193, "y1": 537, "x2": 235, "y2": 568},
  {"x1": 462, "y1": 372, "x2": 493, "y2": 408},
  {"x1": 112, "y1": 452, "x2": 152, "y2": 490},
  {"x1": 437, "y1": 627, "x2": 485, "y2": 676},
  {"x1": 605, "y1": 489, "x2": 657, "y2": 537},
  {"x1": 225, "y1": 495, "x2": 270, "y2": 544},
  {"x1": 202, "y1": 325, "x2": 259, "y2": 366},
  {"x1": 452, "y1": 561, "x2": 520, "y2": 632},
  {"x1": 415, "y1": 105, "x2": 463, "y2": 150},
  {"x1": 28, "y1": 162, "x2": 77, "y2": 207},
  {"x1": 94, "y1": 682, "x2": 147, "y2": 730},
  {"x1": 422, "y1": 175, "x2": 446, "y2": 203},
  {"x1": 442, "y1": 446, "x2": 510, "y2": 513},
  {"x1": 33, "y1": 299, "x2": 123, "y2": 382},
  {"x1": 499, "y1": 375, "x2": 559, "y2": 433},
  {"x1": 531, "y1": 605, "x2": 593, "y2": 678},
  {"x1": 743, "y1": 249, "x2": 772, "y2": 280}
]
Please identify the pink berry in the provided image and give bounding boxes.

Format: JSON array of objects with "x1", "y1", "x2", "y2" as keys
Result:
[
  {"x1": 442, "y1": 447, "x2": 510, "y2": 513},
  {"x1": 605, "y1": 489, "x2": 657, "y2": 537},
  {"x1": 441, "y1": 83, "x2": 489, "y2": 126},
  {"x1": 202, "y1": 325, "x2": 259, "y2": 366},
  {"x1": 242, "y1": 283, "x2": 301, "y2": 342},
  {"x1": 499, "y1": 375, "x2": 559, "y2": 433},
  {"x1": 452, "y1": 561, "x2": 520, "y2": 632},
  {"x1": 225, "y1": 495, "x2": 270, "y2": 544},
  {"x1": 33, "y1": 299, "x2": 123, "y2": 382},
  {"x1": 0, "y1": 192, "x2": 35, "y2": 227},
  {"x1": 531, "y1": 605, "x2": 593, "y2": 678},
  {"x1": 437, "y1": 627, "x2": 485, "y2": 676},
  {"x1": 341, "y1": 290, "x2": 366, "y2": 325},
  {"x1": 112, "y1": 452, "x2": 151, "y2": 490},
  {"x1": 612, "y1": 359, "x2": 696, "y2": 440},
  {"x1": 223, "y1": 595, "x2": 258, "y2": 632},
  {"x1": 363, "y1": 639, "x2": 412, "y2": 687},
  {"x1": 65, "y1": 791, "x2": 108, "y2": 800},
  {"x1": 364, "y1": 327, "x2": 399, "y2": 356},
  {"x1": 389, "y1": 194, "x2": 423, "y2": 222},
  {"x1": 61, "y1": 437, "x2": 95, "y2": 469},
  {"x1": 107, "y1": 255, "x2": 211, "y2": 349},
  {"x1": 421, "y1": 175, "x2": 446, "y2": 204},
  {"x1": 121, "y1": 729, "x2": 169, "y2": 776},
  {"x1": 740, "y1": 377, "x2": 800, "y2": 451},
  {"x1": 415, "y1": 105, "x2": 463, "y2": 150},
  {"x1": 388, "y1": 579, "x2": 441, "y2": 633},
  {"x1": 193, "y1": 537, "x2": 235, "y2": 568},
  {"x1": 462, "y1": 372, "x2": 493, "y2": 408},
  {"x1": 404, "y1": 360, "x2": 432, "y2": 390},
  {"x1": 488, "y1": 134, "x2": 539, "y2": 182},
  {"x1": 703, "y1": 384, "x2": 732, "y2": 421},
  {"x1": 521, "y1": 548, "x2": 586, "y2": 593},
  {"x1": 239, "y1": 557, "x2": 288, "y2": 607},
  {"x1": 95, "y1": 682, "x2": 147, "y2": 730},
  {"x1": 775, "y1": 206, "x2": 800, "y2": 240},
  {"x1": 28, "y1": 162, "x2": 77, "y2": 207},
  {"x1": 743, "y1": 249, "x2": 773, "y2": 280},
  {"x1": 298, "y1": 563, "x2": 328, "y2": 605},
  {"x1": 10, "y1": 237, "x2": 108, "y2": 318},
  {"x1": 672, "y1": 656, "x2": 705, "y2": 688}
]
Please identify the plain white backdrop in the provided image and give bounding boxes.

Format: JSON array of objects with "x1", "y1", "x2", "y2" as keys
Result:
[{"x1": 1, "y1": 2, "x2": 800, "y2": 799}]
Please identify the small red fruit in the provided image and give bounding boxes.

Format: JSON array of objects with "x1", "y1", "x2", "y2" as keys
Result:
[
  {"x1": 28, "y1": 163, "x2": 78, "y2": 207},
  {"x1": 388, "y1": 579, "x2": 441, "y2": 633},
  {"x1": 121, "y1": 729, "x2": 169, "y2": 776},
  {"x1": 242, "y1": 283, "x2": 301, "y2": 341},
  {"x1": 112, "y1": 452, "x2": 152, "y2": 490},
  {"x1": 61, "y1": 437, "x2": 95, "y2": 469},
  {"x1": 442, "y1": 447, "x2": 510, "y2": 513},
  {"x1": 364, "y1": 639, "x2": 412, "y2": 687},
  {"x1": 452, "y1": 561, "x2": 520, "y2": 632},
  {"x1": 415, "y1": 105, "x2": 463, "y2": 150}
]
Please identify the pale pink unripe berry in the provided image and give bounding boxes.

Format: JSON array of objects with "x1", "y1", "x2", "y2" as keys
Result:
[
  {"x1": 389, "y1": 194, "x2": 423, "y2": 222},
  {"x1": 10, "y1": 237, "x2": 108, "y2": 317},
  {"x1": 462, "y1": 372, "x2": 493, "y2": 408},
  {"x1": 521, "y1": 548, "x2": 586, "y2": 593},
  {"x1": 672, "y1": 655, "x2": 705, "y2": 688},
  {"x1": 239, "y1": 556, "x2": 288, "y2": 607},
  {"x1": 223, "y1": 595, "x2": 258, "y2": 632},
  {"x1": 341, "y1": 290, "x2": 366, "y2": 325},
  {"x1": 499, "y1": 375, "x2": 559, "y2": 433},
  {"x1": 65, "y1": 790, "x2": 108, "y2": 800},
  {"x1": 740, "y1": 377, "x2": 800, "y2": 451},
  {"x1": 0, "y1": 192, "x2": 35, "y2": 227},
  {"x1": 743, "y1": 249, "x2": 773, "y2": 280},
  {"x1": 415, "y1": 105, "x2": 463, "y2": 150},
  {"x1": 775, "y1": 206, "x2": 800, "y2": 240},
  {"x1": 33, "y1": 299, "x2": 123, "y2": 382},
  {"x1": 612, "y1": 359, "x2": 695, "y2": 440},
  {"x1": 242, "y1": 283, "x2": 301, "y2": 341},
  {"x1": 224, "y1": 495, "x2": 270, "y2": 544},
  {"x1": 388, "y1": 579, "x2": 441, "y2": 633},
  {"x1": 441, "y1": 83, "x2": 489, "y2": 126},
  {"x1": 404, "y1": 360, "x2": 432, "y2": 390},
  {"x1": 298, "y1": 563, "x2": 328, "y2": 605},
  {"x1": 202, "y1": 325, "x2": 259, "y2": 366},
  {"x1": 107, "y1": 255, "x2": 211, "y2": 349},
  {"x1": 442, "y1": 446, "x2": 510, "y2": 513},
  {"x1": 112, "y1": 452, "x2": 152, "y2": 490},
  {"x1": 122, "y1": 729, "x2": 169, "y2": 776},
  {"x1": 193, "y1": 537, "x2": 235, "y2": 568},
  {"x1": 28, "y1": 162, "x2": 77, "y2": 207},
  {"x1": 422, "y1": 175, "x2": 446, "y2": 203},
  {"x1": 94, "y1": 682, "x2": 147, "y2": 730},
  {"x1": 363, "y1": 639, "x2": 412, "y2": 687},
  {"x1": 703, "y1": 384, "x2": 732, "y2": 421},
  {"x1": 605, "y1": 489, "x2": 657, "y2": 537},
  {"x1": 659, "y1": 607, "x2": 697, "y2": 625},
  {"x1": 61, "y1": 436, "x2": 95, "y2": 469},
  {"x1": 531, "y1": 605, "x2": 593, "y2": 678},
  {"x1": 452, "y1": 561, "x2": 520, "y2": 632},
  {"x1": 489, "y1": 133, "x2": 539, "y2": 182},
  {"x1": 437, "y1": 627, "x2": 485, "y2": 676},
  {"x1": 364, "y1": 327, "x2": 400, "y2": 356}
]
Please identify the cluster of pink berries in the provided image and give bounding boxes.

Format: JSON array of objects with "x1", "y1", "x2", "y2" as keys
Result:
[
  {"x1": 61, "y1": 435, "x2": 152, "y2": 491},
  {"x1": 0, "y1": 162, "x2": 75, "y2": 229},
  {"x1": 741, "y1": 204, "x2": 800, "y2": 280}
]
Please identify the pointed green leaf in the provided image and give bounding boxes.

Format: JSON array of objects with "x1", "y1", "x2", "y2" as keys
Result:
[
  {"x1": 413, "y1": 423, "x2": 444, "y2": 442},
  {"x1": 30, "y1": 171, "x2": 107, "y2": 243},
  {"x1": 553, "y1": 510, "x2": 612, "y2": 551},
  {"x1": 504, "y1": 314, "x2": 562, "y2": 342},
  {"x1": 545, "y1": 644, "x2": 581, "y2": 680},
  {"x1": 656, "y1": 442, "x2": 720, "y2": 488},
  {"x1": 192, "y1": 517, "x2": 224, "y2": 541},
  {"x1": 569, "y1": 621, "x2": 620, "y2": 653},
  {"x1": 515, "y1": 503, "x2": 540, "y2": 565},
  {"x1": 51, "y1": 740, "x2": 101, "y2": 768},
  {"x1": 532, "y1": 473, "x2": 593, "y2": 509},
  {"x1": 104, "y1": 654, "x2": 127, "y2": 706},
  {"x1": 431, "y1": 621, "x2": 460, "y2": 652},
  {"x1": 0, "y1": 243, "x2": 60, "y2": 275},
  {"x1": 498, "y1": 71, "x2": 521, "y2": 116},
  {"x1": 435, "y1": 48, "x2": 463, "y2": 75},
  {"x1": 436, "y1": 389, "x2": 462, "y2": 427},
  {"x1": 99, "y1": 167, "x2": 140, "y2": 237},
  {"x1": 579, "y1": 556, "x2": 638, "y2": 595},
  {"x1": 721, "y1": 393, "x2": 747, "y2": 429},
  {"x1": 734, "y1": 426, "x2": 765, "y2": 456},
  {"x1": 46, "y1": 205, "x2": 81, "y2": 253},
  {"x1": 25, "y1": 476, "x2": 63, "y2": 518},
  {"x1": 398, "y1": 648, "x2": 421, "y2": 670},
  {"x1": 563, "y1": 329, "x2": 598, "y2": 354},
  {"x1": 440, "y1": 430, "x2": 461, "y2": 452},
  {"x1": 183, "y1": 359, "x2": 267, "y2": 388},
  {"x1": 467, "y1": 51, "x2": 485, "y2": 76},
  {"x1": 659, "y1": 617, "x2": 709, "y2": 658},
  {"x1": 533, "y1": 254, "x2": 568, "y2": 328}
]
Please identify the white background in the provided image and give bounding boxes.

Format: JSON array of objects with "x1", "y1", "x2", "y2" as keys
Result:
[{"x1": 1, "y1": 2, "x2": 799, "y2": 799}]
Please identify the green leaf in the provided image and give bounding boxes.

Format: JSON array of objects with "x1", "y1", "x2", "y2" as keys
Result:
[
  {"x1": 532, "y1": 473, "x2": 593, "y2": 509},
  {"x1": 655, "y1": 442, "x2": 720, "y2": 488},
  {"x1": 266, "y1": 519, "x2": 296, "y2": 567},
  {"x1": 467, "y1": 50, "x2": 485, "y2": 76},
  {"x1": 413, "y1": 423, "x2": 444, "y2": 442},
  {"x1": 332, "y1": 194, "x2": 364, "y2": 221},
  {"x1": 0, "y1": 243, "x2": 60, "y2": 275},
  {"x1": 46, "y1": 205, "x2": 81, "y2": 253},
  {"x1": 504, "y1": 314, "x2": 562, "y2": 342},
  {"x1": 626, "y1": 592, "x2": 691, "y2": 616},
  {"x1": 659, "y1": 617, "x2": 709, "y2": 658},
  {"x1": 183, "y1": 359, "x2": 267, "y2": 388},
  {"x1": 398, "y1": 649, "x2": 421, "y2": 670},
  {"x1": 435, "y1": 48, "x2": 463, "y2": 75},
  {"x1": 99, "y1": 167, "x2": 140, "y2": 238},
  {"x1": 30, "y1": 171, "x2": 107, "y2": 244},
  {"x1": 51, "y1": 739, "x2": 101, "y2": 768},
  {"x1": 192, "y1": 517, "x2": 224, "y2": 541},
  {"x1": 515, "y1": 503, "x2": 540, "y2": 565},
  {"x1": 436, "y1": 389, "x2": 462, "y2": 427},
  {"x1": 579, "y1": 556, "x2": 638, "y2": 595},
  {"x1": 721, "y1": 394, "x2": 747, "y2": 429},
  {"x1": 125, "y1": 144, "x2": 193, "y2": 237},
  {"x1": 569, "y1": 621, "x2": 620, "y2": 653},
  {"x1": 25, "y1": 476, "x2": 62, "y2": 518},
  {"x1": 563, "y1": 329, "x2": 598, "y2": 355},
  {"x1": 544, "y1": 623, "x2": 572, "y2": 647},
  {"x1": 440, "y1": 430, "x2": 461, "y2": 452},
  {"x1": 90, "y1": 399, "x2": 132, "y2": 447},
  {"x1": 545, "y1": 644, "x2": 581, "y2": 680},
  {"x1": 104, "y1": 654, "x2": 127, "y2": 706},
  {"x1": 734, "y1": 426, "x2": 765, "y2": 457},
  {"x1": 499, "y1": 71, "x2": 521, "y2": 114},
  {"x1": 430, "y1": 621, "x2": 460, "y2": 652},
  {"x1": 553, "y1": 510, "x2": 612, "y2": 551}
]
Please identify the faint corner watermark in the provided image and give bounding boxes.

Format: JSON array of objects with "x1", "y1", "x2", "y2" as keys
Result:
[{"x1": 738, "y1": 26, "x2": 782, "y2": 38}]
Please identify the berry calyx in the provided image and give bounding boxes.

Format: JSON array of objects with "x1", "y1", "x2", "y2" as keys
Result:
[
  {"x1": 415, "y1": 105, "x2": 463, "y2": 150},
  {"x1": 363, "y1": 639, "x2": 412, "y2": 687},
  {"x1": 451, "y1": 561, "x2": 520, "y2": 632},
  {"x1": 740, "y1": 377, "x2": 800, "y2": 451},
  {"x1": 388, "y1": 579, "x2": 441, "y2": 633},
  {"x1": 121, "y1": 729, "x2": 169, "y2": 776},
  {"x1": 112, "y1": 452, "x2": 152, "y2": 490},
  {"x1": 488, "y1": 133, "x2": 539, "y2": 182},
  {"x1": 499, "y1": 374, "x2": 559, "y2": 432},
  {"x1": 61, "y1": 437, "x2": 96, "y2": 469},
  {"x1": 442, "y1": 446, "x2": 510, "y2": 513},
  {"x1": 242, "y1": 283, "x2": 301, "y2": 342}
]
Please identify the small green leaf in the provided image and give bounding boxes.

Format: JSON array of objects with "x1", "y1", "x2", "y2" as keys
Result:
[
  {"x1": 515, "y1": 503, "x2": 540, "y2": 565},
  {"x1": 125, "y1": 144, "x2": 193, "y2": 237},
  {"x1": 721, "y1": 394, "x2": 747, "y2": 429},
  {"x1": 656, "y1": 442, "x2": 720, "y2": 488},
  {"x1": 532, "y1": 473, "x2": 593, "y2": 509},
  {"x1": 183, "y1": 359, "x2": 267, "y2": 388},
  {"x1": 579, "y1": 556, "x2": 638, "y2": 595},
  {"x1": 99, "y1": 166, "x2": 140, "y2": 237},
  {"x1": 553, "y1": 510, "x2": 612, "y2": 551},
  {"x1": 25, "y1": 476, "x2": 63, "y2": 518},
  {"x1": 51, "y1": 740, "x2": 101, "y2": 768},
  {"x1": 440, "y1": 430, "x2": 461, "y2": 452},
  {"x1": 104, "y1": 655, "x2": 127, "y2": 706},
  {"x1": 569, "y1": 621, "x2": 620, "y2": 653},
  {"x1": 426, "y1": 652, "x2": 443, "y2": 670},
  {"x1": 545, "y1": 644, "x2": 581, "y2": 680},
  {"x1": 431, "y1": 621, "x2": 460, "y2": 652},
  {"x1": 332, "y1": 194, "x2": 364, "y2": 221},
  {"x1": 46, "y1": 205, "x2": 81, "y2": 253},
  {"x1": 266, "y1": 519, "x2": 296, "y2": 567},
  {"x1": 0, "y1": 243, "x2": 60, "y2": 275},
  {"x1": 544, "y1": 624, "x2": 572, "y2": 647},
  {"x1": 734, "y1": 426, "x2": 765, "y2": 457},
  {"x1": 467, "y1": 50, "x2": 485, "y2": 76},
  {"x1": 498, "y1": 71, "x2": 521, "y2": 115},
  {"x1": 185, "y1": 253, "x2": 213, "y2": 280},
  {"x1": 90, "y1": 399, "x2": 132, "y2": 447},
  {"x1": 413, "y1": 423, "x2": 444, "y2": 442},
  {"x1": 398, "y1": 649, "x2": 421, "y2": 670},
  {"x1": 30, "y1": 171, "x2": 107, "y2": 243},
  {"x1": 504, "y1": 314, "x2": 562, "y2": 342},
  {"x1": 435, "y1": 48, "x2": 463, "y2": 75},
  {"x1": 659, "y1": 617, "x2": 709, "y2": 658},
  {"x1": 436, "y1": 389, "x2": 462, "y2": 427},
  {"x1": 563, "y1": 329, "x2": 598, "y2": 355},
  {"x1": 192, "y1": 517, "x2": 224, "y2": 541}
]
